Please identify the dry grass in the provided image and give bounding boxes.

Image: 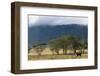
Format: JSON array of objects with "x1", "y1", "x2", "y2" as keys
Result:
[
  {"x1": 28, "y1": 48, "x2": 88, "y2": 60},
  {"x1": 28, "y1": 54, "x2": 88, "y2": 60}
]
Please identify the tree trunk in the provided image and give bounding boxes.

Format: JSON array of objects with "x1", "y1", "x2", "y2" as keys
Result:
[
  {"x1": 74, "y1": 49, "x2": 76, "y2": 54},
  {"x1": 65, "y1": 49, "x2": 67, "y2": 55},
  {"x1": 56, "y1": 50, "x2": 59, "y2": 55},
  {"x1": 82, "y1": 49, "x2": 85, "y2": 54},
  {"x1": 63, "y1": 49, "x2": 65, "y2": 55}
]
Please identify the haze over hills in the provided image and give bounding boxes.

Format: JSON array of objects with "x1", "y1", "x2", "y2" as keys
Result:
[{"x1": 28, "y1": 24, "x2": 88, "y2": 48}]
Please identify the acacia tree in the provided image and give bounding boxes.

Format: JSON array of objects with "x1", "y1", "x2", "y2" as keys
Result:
[
  {"x1": 49, "y1": 39, "x2": 61, "y2": 55},
  {"x1": 80, "y1": 40, "x2": 88, "y2": 54},
  {"x1": 32, "y1": 43, "x2": 46, "y2": 56},
  {"x1": 67, "y1": 36, "x2": 81, "y2": 54},
  {"x1": 49, "y1": 36, "x2": 71, "y2": 55},
  {"x1": 49, "y1": 35, "x2": 85, "y2": 55},
  {"x1": 57, "y1": 36, "x2": 70, "y2": 55}
]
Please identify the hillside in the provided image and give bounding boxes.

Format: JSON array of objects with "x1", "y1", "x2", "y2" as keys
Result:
[{"x1": 28, "y1": 24, "x2": 88, "y2": 48}]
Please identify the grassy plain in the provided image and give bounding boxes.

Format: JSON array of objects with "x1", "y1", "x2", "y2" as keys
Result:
[{"x1": 28, "y1": 48, "x2": 88, "y2": 60}]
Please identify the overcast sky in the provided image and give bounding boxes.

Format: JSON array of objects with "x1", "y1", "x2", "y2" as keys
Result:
[{"x1": 28, "y1": 15, "x2": 88, "y2": 27}]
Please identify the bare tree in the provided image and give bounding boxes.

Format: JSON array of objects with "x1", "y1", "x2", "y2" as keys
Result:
[{"x1": 33, "y1": 43, "x2": 46, "y2": 56}]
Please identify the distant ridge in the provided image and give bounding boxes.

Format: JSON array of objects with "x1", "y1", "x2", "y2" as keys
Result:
[{"x1": 28, "y1": 24, "x2": 88, "y2": 48}]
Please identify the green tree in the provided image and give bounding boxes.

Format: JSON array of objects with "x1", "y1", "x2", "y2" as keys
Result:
[
  {"x1": 80, "y1": 40, "x2": 88, "y2": 54},
  {"x1": 49, "y1": 39, "x2": 61, "y2": 55},
  {"x1": 49, "y1": 35, "x2": 85, "y2": 55},
  {"x1": 56, "y1": 36, "x2": 70, "y2": 55},
  {"x1": 49, "y1": 35, "x2": 71, "y2": 55},
  {"x1": 67, "y1": 36, "x2": 81, "y2": 54}
]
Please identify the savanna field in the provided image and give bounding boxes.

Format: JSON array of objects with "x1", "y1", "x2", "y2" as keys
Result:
[{"x1": 28, "y1": 48, "x2": 88, "y2": 60}]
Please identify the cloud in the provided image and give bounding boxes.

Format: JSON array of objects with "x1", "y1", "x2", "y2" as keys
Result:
[{"x1": 29, "y1": 15, "x2": 88, "y2": 27}]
